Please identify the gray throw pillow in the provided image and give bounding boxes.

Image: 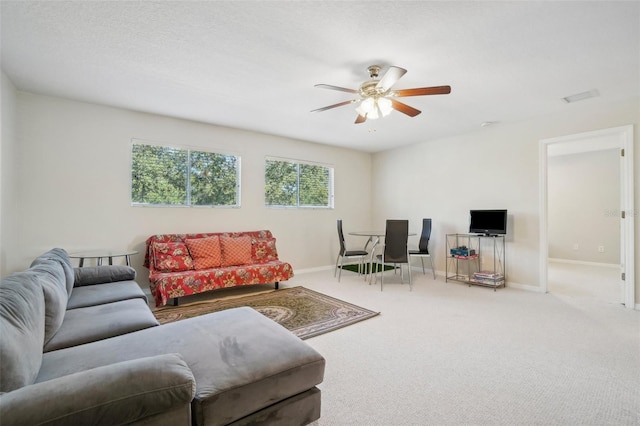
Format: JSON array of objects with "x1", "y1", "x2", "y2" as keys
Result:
[{"x1": 73, "y1": 265, "x2": 136, "y2": 286}]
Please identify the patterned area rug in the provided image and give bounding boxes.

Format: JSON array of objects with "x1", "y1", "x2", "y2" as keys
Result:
[{"x1": 153, "y1": 286, "x2": 379, "y2": 339}]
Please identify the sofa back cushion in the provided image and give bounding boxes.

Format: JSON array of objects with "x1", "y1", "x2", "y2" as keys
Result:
[
  {"x1": 28, "y1": 259, "x2": 69, "y2": 345},
  {"x1": 152, "y1": 242, "x2": 194, "y2": 272},
  {"x1": 0, "y1": 271, "x2": 46, "y2": 392},
  {"x1": 220, "y1": 235, "x2": 252, "y2": 267},
  {"x1": 31, "y1": 248, "x2": 75, "y2": 296},
  {"x1": 73, "y1": 265, "x2": 137, "y2": 287},
  {"x1": 144, "y1": 230, "x2": 274, "y2": 269},
  {"x1": 251, "y1": 237, "x2": 279, "y2": 264},
  {"x1": 185, "y1": 237, "x2": 222, "y2": 269}
]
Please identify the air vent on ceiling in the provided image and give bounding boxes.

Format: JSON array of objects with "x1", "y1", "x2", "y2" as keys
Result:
[{"x1": 562, "y1": 89, "x2": 599, "y2": 103}]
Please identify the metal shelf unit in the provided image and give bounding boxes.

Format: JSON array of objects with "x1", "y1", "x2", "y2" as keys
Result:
[{"x1": 445, "y1": 233, "x2": 506, "y2": 291}]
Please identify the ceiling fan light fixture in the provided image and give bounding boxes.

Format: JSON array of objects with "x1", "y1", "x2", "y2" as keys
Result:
[
  {"x1": 378, "y1": 97, "x2": 392, "y2": 116},
  {"x1": 312, "y1": 64, "x2": 451, "y2": 124},
  {"x1": 355, "y1": 96, "x2": 392, "y2": 120}
]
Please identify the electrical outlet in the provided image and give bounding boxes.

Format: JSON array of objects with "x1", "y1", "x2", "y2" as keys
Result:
[
  {"x1": 598, "y1": 245, "x2": 605, "y2": 253},
  {"x1": 572, "y1": 243, "x2": 579, "y2": 251}
]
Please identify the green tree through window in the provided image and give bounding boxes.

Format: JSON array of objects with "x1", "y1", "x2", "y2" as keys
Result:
[
  {"x1": 299, "y1": 163, "x2": 330, "y2": 206},
  {"x1": 131, "y1": 142, "x2": 239, "y2": 206},
  {"x1": 190, "y1": 151, "x2": 238, "y2": 206},
  {"x1": 265, "y1": 158, "x2": 333, "y2": 207}
]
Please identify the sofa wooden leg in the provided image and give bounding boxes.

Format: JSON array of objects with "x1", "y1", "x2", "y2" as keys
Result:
[
  {"x1": 275, "y1": 282, "x2": 279, "y2": 290},
  {"x1": 172, "y1": 298, "x2": 179, "y2": 306}
]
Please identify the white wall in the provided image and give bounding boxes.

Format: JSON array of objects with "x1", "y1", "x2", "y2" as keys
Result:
[
  {"x1": 4, "y1": 87, "x2": 639, "y2": 304},
  {"x1": 548, "y1": 149, "x2": 619, "y2": 263},
  {"x1": 0, "y1": 71, "x2": 18, "y2": 277},
  {"x1": 8, "y1": 91, "x2": 373, "y2": 286},
  {"x1": 371, "y1": 96, "x2": 639, "y2": 301}
]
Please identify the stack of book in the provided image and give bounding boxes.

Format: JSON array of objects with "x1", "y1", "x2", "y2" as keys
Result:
[
  {"x1": 450, "y1": 247, "x2": 476, "y2": 257},
  {"x1": 471, "y1": 271, "x2": 504, "y2": 286}
]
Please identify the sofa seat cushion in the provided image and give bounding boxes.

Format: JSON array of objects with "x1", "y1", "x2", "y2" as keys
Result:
[
  {"x1": 67, "y1": 280, "x2": 147, "y2": 310},
  {"x1": 43, "y1": 298, "x2": 159, "y2": 352},
  {"x1": 148, "y1": 261, "x2": 294, "y2": 307},
  {"x1": 38, "y1": 307, "x2": 325, "y2": 426}
]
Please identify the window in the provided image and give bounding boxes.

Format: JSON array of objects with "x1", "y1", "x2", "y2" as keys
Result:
[
  {"x1": 265, "y1": 157, "x2": 333, "y2": 208},
  {"x1": 131, "y1": 141, "x2": 240, "y2": 207}
]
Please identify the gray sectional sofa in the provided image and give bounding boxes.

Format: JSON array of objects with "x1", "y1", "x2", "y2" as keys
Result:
[{"x1": 0, "y1": 248, "x2": 325, "y2": 425}]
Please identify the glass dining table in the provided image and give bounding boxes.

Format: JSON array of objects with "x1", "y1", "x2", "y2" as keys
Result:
[{"x1": 68, "y1": 249, "x2": 138, "y2": 267}]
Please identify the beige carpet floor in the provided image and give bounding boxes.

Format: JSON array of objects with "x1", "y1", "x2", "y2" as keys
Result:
[{"x1": 287, "y1": 265, "x2": 640, "y2": 426}]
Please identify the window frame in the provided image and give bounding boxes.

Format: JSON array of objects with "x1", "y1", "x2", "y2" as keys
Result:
[
  {"x1": 130, "y1": 139, "x2": 241, "y2": 208},
  {"x1": 264, "y1": 156, "x2": 334, "y2": 209}
]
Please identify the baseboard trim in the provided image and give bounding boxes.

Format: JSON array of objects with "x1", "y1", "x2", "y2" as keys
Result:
[
  {"x1": 295, "y1": 265, "x2": 334, "y2": 274},
  {"x1": 506, "y1": 281, "x2": 544, "y2": 293},
  {"x1": 548, "y1": 258, "x2": 619, "y2": 268}
]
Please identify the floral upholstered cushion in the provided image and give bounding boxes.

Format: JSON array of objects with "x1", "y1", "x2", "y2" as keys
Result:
[
  {"x1": 185, "y1": 237, "x2": 222, "y2": 270},
  {"x1": 220, "y1": 235, "x2": 252, "y2": 267},
  {"x1": 148, "y1": 262, "x2": 294, "y2": 306},
  {"x1": 152, "y1": 242, "x2": 193, "y2": 273},
  {"x1": 252, "y1": 238, "x2": 279, "y2": 264},
  {"x1": 143, "y1": 231, "x2": 274, "y2": 269}
]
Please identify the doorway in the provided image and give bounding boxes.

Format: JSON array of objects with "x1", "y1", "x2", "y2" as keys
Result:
[
  {"x1": 547, "y1": 148, "x2": 621, "y2": 303},
  {"x1": 539, "y1": 125, "x2": 635, "y2": 309}
]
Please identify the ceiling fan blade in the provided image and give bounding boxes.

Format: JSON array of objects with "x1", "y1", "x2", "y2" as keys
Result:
[
  {"x1": 394, "y1": 85, "x2": 451, "y2": 97},
  {"x1": 355, "y1": 114, "x2": 367, "y2": 124},
  {"x1": 314, "y1": 84, "x2": 359, "y2": 94},
  {"x1": 311, "y1": 99, "x2": 359, "y2": 113},
  {"x1": 376, "y1": 66, "x2": 407, "y2": 92},
  {"x1": 390, "y1": 99, "x2": 421, "y2": 117}
]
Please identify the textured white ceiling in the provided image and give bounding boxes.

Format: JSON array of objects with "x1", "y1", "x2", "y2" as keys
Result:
[{"x1": 1, "y1": 1, "x2": 639, "y2": 152}]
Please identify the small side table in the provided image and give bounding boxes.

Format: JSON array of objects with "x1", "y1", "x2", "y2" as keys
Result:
[{"x1": 68, "y1": 249, "x2": 138, "y2": 267}]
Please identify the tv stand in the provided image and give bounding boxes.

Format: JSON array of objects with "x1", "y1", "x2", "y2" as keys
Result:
[{"x1": 445, "y1": 233, "x2": 506, "y2": 290}]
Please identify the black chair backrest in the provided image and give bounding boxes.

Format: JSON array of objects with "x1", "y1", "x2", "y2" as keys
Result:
[
  {"x1": 337, "y1": 219, "x2": 346, "y2": 255},
  {"x1": 384, "y1": 220, "x2": 409, "y2": 263},
  {"x1": 418, "y1": 218, "x2": 432, "y2": 252}
]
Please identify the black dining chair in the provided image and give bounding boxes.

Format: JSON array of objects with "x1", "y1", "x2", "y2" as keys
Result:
[
  {"x1": 373, "y1": 219, "x2": 411, "y2": 291},
  {"x1": 335, "y1": 219, "x2": 370, "y2": 282},
  {"x1": 409, "y1": 218, "x2": 436, "y2": 279}
]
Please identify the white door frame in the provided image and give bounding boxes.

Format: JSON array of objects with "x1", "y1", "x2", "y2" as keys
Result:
[{"x1": 539, "y1": 125, "x2": 635, "y2": 309}]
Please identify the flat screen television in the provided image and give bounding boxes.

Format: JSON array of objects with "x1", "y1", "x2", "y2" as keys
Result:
[{"x1": 469, "y1": 209, "x2": 507, "y2": 236}]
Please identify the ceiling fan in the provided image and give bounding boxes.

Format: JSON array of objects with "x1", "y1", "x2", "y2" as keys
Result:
[{"x1": 311, "y1": 65, "x2": 451, "y2": 124}]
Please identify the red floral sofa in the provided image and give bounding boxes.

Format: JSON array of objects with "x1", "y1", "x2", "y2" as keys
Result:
[{"x1": 144, "y1": 230, "x2": 294, "y2": 307}]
